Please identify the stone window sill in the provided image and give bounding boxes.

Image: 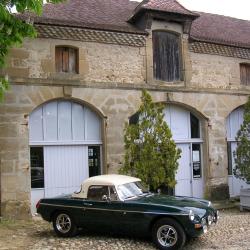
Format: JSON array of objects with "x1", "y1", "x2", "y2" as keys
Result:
[
  {"x1": 148, "y1": 79, "x2": 185, "y2": 87},
  {"x1": 50, "y1": 72, "x2": 81, "y2": 80}
]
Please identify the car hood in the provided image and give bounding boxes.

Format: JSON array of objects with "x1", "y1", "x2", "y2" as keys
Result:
[{"x1": 138, "y1": 194, "x2": 210, "y2": 216}]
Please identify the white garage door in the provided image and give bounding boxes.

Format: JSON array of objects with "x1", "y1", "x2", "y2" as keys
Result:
[
  {"x1": 226, "y1": 107, "x2": 250, "y2": 197},
  {"x1": 29, "y1": 100, "x2": 102, "y2": 213},
  {"x1": 44, "y1": 145, "x2": 88, "y2": 198},
  {"x1": 164, "y1": 105, "x2": 204, "y2": 198}
]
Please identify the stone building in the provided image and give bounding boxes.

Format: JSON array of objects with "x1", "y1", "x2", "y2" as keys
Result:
[{"x1": 0, "y1": 0, "x2": 250, "y2": 218}]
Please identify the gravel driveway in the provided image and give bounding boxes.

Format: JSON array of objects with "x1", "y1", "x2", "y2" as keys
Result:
[{"x1": 0, "y1": 209, "x2": 249, "y2": 250}]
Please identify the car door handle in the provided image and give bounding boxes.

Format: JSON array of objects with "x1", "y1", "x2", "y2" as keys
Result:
[{"x1": 83, "y1": 203, "x2": 93, "y2": 206}]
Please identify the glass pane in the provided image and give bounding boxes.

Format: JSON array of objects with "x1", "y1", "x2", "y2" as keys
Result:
[
  {"x1": 43, "y1": 101, "x2": 58, "y2": 141},
  {"x1": 87, "y1": 186, "x2": 108, "y2": 201},
  {"x1": 227, "y1": 142, "x2": 232, "y2": 175},
  {"x1": 58, "y1": 101, "x2": 72, "y2": 141},
  {"x1": 192, "y1": 144, "x2": 201, "y2": 178},
  {"x1": 109, "y1": 186, "x2": 118, "y2": 201},
  {"x1": 88, "y1": 146, "x2": 101, "y2": 177},
  {"x1": 190, "y1": 113, "x2": 200, "y2": 138},
  {"x1": 129, "y1": 112, "x2": 139, "y2": 125},
  {"x1": 72, "y1": 103, "x2": 85, "y2": 141},
  {"x1": 30, "y1": 147, "x2": 44, "y2": 188},
  {"x1": 29, "y1": 106, "x2": 43, "y2": 142},
  {"x1": 85, "y1": 108, "x2": 101, "y2": 141}
]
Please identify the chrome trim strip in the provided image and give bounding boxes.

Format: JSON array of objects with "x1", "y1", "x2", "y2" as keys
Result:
[{"x1": 39, "y1": 203, "x2": 189, "y2": 216}]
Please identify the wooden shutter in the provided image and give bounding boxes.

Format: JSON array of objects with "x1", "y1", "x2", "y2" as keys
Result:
[
  {"x1": 55, "y1": 47, "x2": 78, "y2": 73},
  {"x1": 69, "y1": 48, "x2": 77, "y2": 73},
  {"x1": 240, "y1": 64, "x2": 250, "y2": 86},
  {"x1": 55, "y1": 47, "x2": 63, "y2": 73},
  {"x1": 153, "y1": 31, "x2": 181, "y2": 82},
  {"x1": 62, "y1": 48, "x2": 69, "y2": 72}
]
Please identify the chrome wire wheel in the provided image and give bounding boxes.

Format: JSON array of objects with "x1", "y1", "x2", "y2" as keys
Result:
[
  {"x1": 56, "y1": 213, "x2": 72, "y2": 234},
  {"x1": 157, "y1": 225, "x2": 178, "y2": 247}
]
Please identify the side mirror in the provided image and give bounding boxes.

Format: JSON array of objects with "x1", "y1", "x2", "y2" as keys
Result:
[{"x1": 102, "y1": 195, "x2": 110, "y2": 202}]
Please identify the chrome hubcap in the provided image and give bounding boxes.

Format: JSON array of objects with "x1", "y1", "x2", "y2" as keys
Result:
[
  {"x1": 157, "y1": 225, "x2": 178, "y2": 247},
  {"x1": 56, "y1": 214, "x2": 71, "y2": 234}
]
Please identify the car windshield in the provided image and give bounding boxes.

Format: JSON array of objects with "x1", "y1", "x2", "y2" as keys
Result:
[{"x1": 117, "y1": 181, "x2": 149, "y2": 200}]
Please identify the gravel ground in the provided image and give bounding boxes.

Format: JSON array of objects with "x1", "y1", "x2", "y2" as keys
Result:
[{"x1": 0, "y1": 209, "x2": 249, "y2": 250}]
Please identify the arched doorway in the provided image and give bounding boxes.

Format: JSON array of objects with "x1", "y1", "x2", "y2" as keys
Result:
[
  {"x1": 29, "y1": 100, "x2": 102, "y2": 213},
  {"x1": 226, "y1": 106, "x2": 250, "y2": 197},
  {"x1": 164, "y1": 105, "x2": 204, "y2": 198}
]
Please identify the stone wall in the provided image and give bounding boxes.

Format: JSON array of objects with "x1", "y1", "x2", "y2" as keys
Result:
[
  {"x1": 3, "y1": 35, "x2": 250, "y2": 92},
  {"x1": 190, "y1": 52, "x2": 250, "y2": 89},
  {"x1": 0, "y1": 82, "x2": 248, "y2": 217},
  {"x1": 1, "y1": 27, "x2": 250, "y2": 218},
  {"x1": 3, "y1": 38, "x2": 146, "y2": 85}
]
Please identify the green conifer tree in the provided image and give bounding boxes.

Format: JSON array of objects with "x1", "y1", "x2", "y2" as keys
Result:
[
  {"x1": 234, "y1": 97, "x2": 250, "y2": 182},
  {"x1": 120, "y1": 90, "x2": 181, "y2": 190}
]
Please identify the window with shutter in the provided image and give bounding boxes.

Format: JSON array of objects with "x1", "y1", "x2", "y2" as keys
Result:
[
  {"x1": 152, "y1": 31, "x2": 182, "y2": 82},
  {"x1": 240, "y1": 63, "x2": 250, "y2": 86},
  {"x1": 55, "y1": 46, "x2": 78, "y2": 73}
]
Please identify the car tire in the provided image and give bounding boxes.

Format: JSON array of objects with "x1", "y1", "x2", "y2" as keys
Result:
[
  {"x1": 52, "y1": 211, "x2": 78, "y2": 237},
  {"x1": 152, "y1": 218, "x2": 186, "y2": 250}
]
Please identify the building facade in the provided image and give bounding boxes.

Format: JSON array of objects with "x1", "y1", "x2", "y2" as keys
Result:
[{"x1": 0, "y1": 0, "x2": 250, "y2": 218}]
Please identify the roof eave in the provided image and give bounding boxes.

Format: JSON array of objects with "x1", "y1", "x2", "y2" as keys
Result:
[
  {"x1": 128, "y1": 7, "x2": 199, "y2": 24},
  {"x1": 33, "y1": 20, "x2": 148, "y2": 36}
]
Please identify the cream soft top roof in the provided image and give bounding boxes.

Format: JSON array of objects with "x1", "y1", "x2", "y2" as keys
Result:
[
  {"x1": 72, "y1": 174, "x2": 141, "y2": 199},
  {"x1": 83, "y1": 174, "x2": 140, "y2": 186}
]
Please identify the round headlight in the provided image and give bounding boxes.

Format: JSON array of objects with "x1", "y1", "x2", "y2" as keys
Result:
[
  {"x1": 189, "y1": 210, "x2": 195, "y2": 221},
  {"x1": 217, "y1": 210, "x2": 220, "y2": 220},
  {"x1": 208, "y1": 215, "x2": 213, "y2": 225}
]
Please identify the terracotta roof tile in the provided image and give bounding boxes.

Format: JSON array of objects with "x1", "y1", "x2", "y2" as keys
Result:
[
  {"x1": 18, "y1": 0, "x2": 250, "y2": 48},
  {"x1": 32, "y1": 0, "x2": 143, "y2": 34},
  {"x1": 138, "y1": 0, "x2": 198, "y2": 17},
  {"x1": 191, "y1": 12, "x2": 250, "y2": 49}
]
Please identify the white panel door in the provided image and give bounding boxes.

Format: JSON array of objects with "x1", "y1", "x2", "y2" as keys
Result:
[
  {"x1": 44, "y1": 145, "x2": 88, "y2": 198},
  {"x1": 228, "y1": 142, "x2": 250, "y2": 197},
  {"x1": 192, "y1": 176, "x2": 204, "y2": 198},
  {"x1": 31, "y1": 189, "x2": 44, "y2": 215},
  {"x1": 175, "y1": 144, "x2": 192, "y2": 197}
]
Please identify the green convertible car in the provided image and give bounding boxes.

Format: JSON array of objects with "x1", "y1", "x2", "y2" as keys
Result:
[{"x1": 36, "y1": 175, "x2": 219, "y2": 250}]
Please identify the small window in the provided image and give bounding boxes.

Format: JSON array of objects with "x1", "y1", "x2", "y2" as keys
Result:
[
  {"x1": 153, "y1": 31, "x2": 182, "y2": 82},
  {"x1": 88, "y1": 146, "x2": 101, "y2": 177},
  {"x1": 87, "y1": 185, "x2": 118, "y2": 201},
  {"x1": 109, "y1": 186, "x2": 119, "y2": 201},
  {"x1": 55, "y1": 46, "x2": 78, "y2": 73},
  {"x1": 192, "y1": 144, "x2": 201, "y2": 178},
  {"x1": 190, "y1": 113, "x2": 200, "y2": 138},
  {"x1": 30, "y1": 147, "x2": 44, "y2": 188},
  {"x1": 240, "y1": 63, "x2": 250, "y2": 86},
  {"x1": 129, "y1": 112, "x2": 139, "y2": 125}
]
